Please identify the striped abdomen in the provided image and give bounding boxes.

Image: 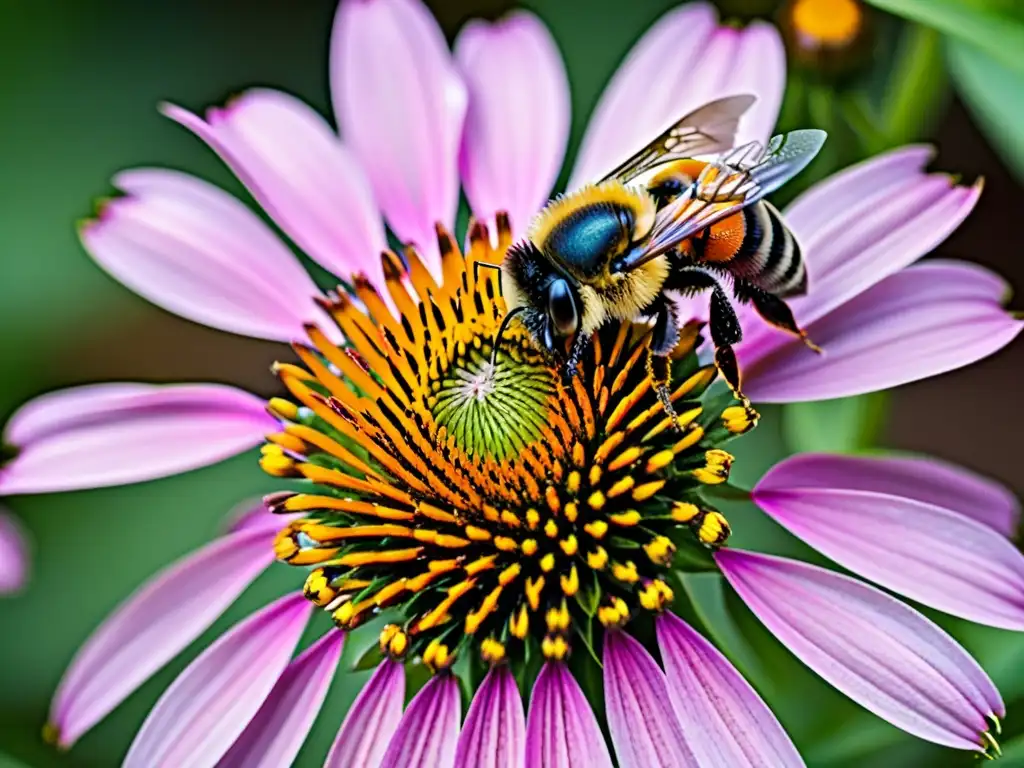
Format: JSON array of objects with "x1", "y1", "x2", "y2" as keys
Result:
[{"x1": 696, "y1": 201, "x2": 807, "y2": 298}]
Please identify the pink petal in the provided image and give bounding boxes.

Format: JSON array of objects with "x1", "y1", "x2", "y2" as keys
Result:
[
  {"x1": 755, "y1": 454, "x2": 1024, "y2": 630},
  {"x1": 455, "y1": 665, "x2": 525, "y2": 768},
  {"x1": 325, "y1": 658, "x2": 405, "y2": 768},
  {"x1": 717, "y1": 549, "x2": 1004, "y2": 751},
  {"x1": 217, "y1": 631, "x2": 344, "y2": 768},
  {"x1": 162, "y1": 91, "x2": 386, "y2": 285},
  {"x1": 656, "y1": 612, "x2": 804, "y2": 767},
  {"x1": 603, "y1": 630, "x2": 699, "y2": 768},
  {"x1": 456, "y1": 11, "x2": 569, "y2": 238},
  {"x1": 123, "y1": 593, "x2": 311, "y2": 768},
  {"x1": 0, "y1": 383, "x2": 275, "y2": 495},
  {"x1": 48, "y1": 524, "x2": 282, "y2": 748},
  {"x1": 381, "y1": 673, "x2": 461, "y2": 768},
  {"x1": 331, "y1": 0, "x2": 467, "y2": 272},
  {"x1": 569, "y1": 6, "x2": 784, "y2": 188},
  {"x1": 81, "y1": 168, "x2": 333, "y2": 342},
  {"x1": 742, "y1": 261, "x2": 1023, "y2": 403},
  {"x1": 0, "y1": 509, "x2": 28, "y2": 594},
  {"x1": 526, "y1": 662, "x2": 612, "y2": 768}
]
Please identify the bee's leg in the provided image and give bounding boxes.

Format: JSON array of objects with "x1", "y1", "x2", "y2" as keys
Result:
[
  {"x1": 735, "y1": 280, "x2": 821, "y2": 353},
  {"x1": 565, "y1": 331, "x2": 592, "y2": 380},
  {"x1": 709, "y1": 283, "x2": 744, "y2": 395},
  {"x1": 647, "y1": 297, "x2": 683, "y2": 430}
]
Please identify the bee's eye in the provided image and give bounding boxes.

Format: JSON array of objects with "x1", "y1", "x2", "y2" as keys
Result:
[{"x1": 547, "y1": 279, "x2": 578, "y2": 337}]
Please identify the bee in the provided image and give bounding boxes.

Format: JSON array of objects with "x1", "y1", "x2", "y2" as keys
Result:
[{"x1": 497, "y1": 95, "x2": 826, "y2": 399}]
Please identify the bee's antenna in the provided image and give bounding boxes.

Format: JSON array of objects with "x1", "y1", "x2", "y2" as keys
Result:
[
  {"x1": 473, "y1": 261, "x2": 503, "y2": 281},
  {"x1": 489, "y1": 306, "x2": 526, "y2": 368}
]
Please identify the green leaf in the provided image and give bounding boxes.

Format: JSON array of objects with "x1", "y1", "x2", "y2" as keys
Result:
[
  {"x1": 864, "y1": 0, "x2": 1024, "y2": 77},
  {"x1": 782, "y1": 392, "x2": 889, "y2": 454},
  {"x1": 879, "y1": 24, "x2": 948, "y2": 146},
  {"x1": 948, "y1": 38, "x2": 1024, "y2": 182}
]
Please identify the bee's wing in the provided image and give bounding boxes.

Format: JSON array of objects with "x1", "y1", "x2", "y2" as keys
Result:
[
  {"x1": 615, "y1": 129, "x2": 827, "y2": 271},
  {"x1": 599, "y1": 95, "x2": 757, "y2": 184}
]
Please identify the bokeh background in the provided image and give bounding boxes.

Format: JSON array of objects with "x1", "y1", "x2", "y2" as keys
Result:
[{"x1": 2, "y1": 0, "x2": 1024, "y2": 765}]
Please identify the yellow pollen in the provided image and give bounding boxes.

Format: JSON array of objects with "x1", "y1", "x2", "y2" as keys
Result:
[
  {"x1": 584, "y1": 520, "x2": 608, "y2": 539},
  {"x1": 526, "y1": 576, "x2": 545, "y2": 610},
  {"x1": 526, "y1": 508, "x2": 541, "y2": 529},
  {"x1": 588, "y1": 491, "x2": 606, "y2": 510},
  {"x1": 481, "y1": 637, "x2": 507, "y2": 664},
  {"x1": 499, "y1": 563, "x2": 522, "y2": 586},
  {"x1": 522, "y1": 538, "x2": 539, "y2": 556},
  {"x1": 546, "y1": 600, "x2": 571, "y2": 632},
  {"x1": 510, "y1": 604, "x2": 530, "y2": 638},
  {"x1": 303, "y1": 568, "x2": 336, "y2": 606},
  {"x1": 465, "y1": 525, "x2": 492, "y2": 541},
  {"x1": 267, "y1": 397, "x2": 299, "y2": 421},
  {"x1": 645, "y1": 449, "x2": 675, "y2": 474},
  {"x1": 598, "y1": 597, "x2": 630, "y2": 628},
  {"x1": 267, "y1": 431, "x2": 306, "y2": 453},
  {"x1": 494, "y1": 536, "x2": 518, "y2": 552},
  {"x1": 607, "y1": 476, "x2": 635, "y2": 498},
  {"x1": 589, "y1": 465, "x2": 602, "y2": 486},
  {"x1": 423, "y1": 638, "x2": 453, "y2": 671},
  {"x1": 609, "y1": 510, "x2": 641, "y2": 526},
  {"x1": 672, "y1": 502, "x2": 700, "y2": 523},
  {"x1": 540, "y1": 553, "x2": 556, "y2": 573},
  {"x1": 791, "y1": 0, "x2": 863, "y2": 46},
  {"x1": 639, "y1": 579, "x2": 674, "y2": 612},
  {"x1": 644, "y1": 536, "x2": 676, "y2": 566},
  {"x1": 693, "y1": 449, "x2": 734, "y2": 485},
  {"x1": 564, "y1": 502, "x2": 579, "y2": 523},
  {"x1": 545, "y1": 486, "x2": 561, "y2": 514},
  {"x1": 632, "y1": 480, "x2": 666, "y2": 501},
  {"x1": 567, "y1": 471, "x2": 581, "y2": 495},
  {"x1": 560, "y1": 535, "x2": 579, "y2": 556},
  {"x1": 561, "y1": 566, "x2": 580, "y2": 596},
  {"x1": 612, "y1": 561, "x2": 640, "y2": 583},
  {"x1": 544, "y1": 519, "x2": 559, "y2": 538},
  {"x1": 501, "y1": 510, "x2": 522, "y2": 527},
  {"x1": 587, "y1": 547, "x2": 609, "y2": 570},
  {"x1": 572, "y1": 441, "x2": 586, "y2": 467},
  {"x1": 608, "y1": 447, "x2": 641, "y2": 472},
  {"x1": 698, "y1": 511, "x2": 732, "y2": 546},
  {"x1": 721, "y1": 403, "x2": 759, "y2": 435},
  {"x1": 464, "y1": 556, "x2": 497, "y2": 576},
  {"x1": 542, "y1": 634, "x2": 570, "y2": 660}
]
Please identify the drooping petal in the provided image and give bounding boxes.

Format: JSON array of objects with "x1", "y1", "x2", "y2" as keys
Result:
[
  {"x1": 603, "y1": 630, "x2": 699, "y2": 768},
  {"x1": 764, "y1": 452, "x2": 1018, "y2": 537},
  {"x1": 455, "y1": 11, "x2": 569, "y2": 237},
  {"x1": 0, "y1": 383, "x2": 275, "y2": 496},
  {"x1": 0, "y1": 509, "x2": 28, "y2": 594},
  {"x1": 455, "y1": 665, "x2": 525, "y2": 768},
  {"x1": 81, "y1": 168, "x2": 333, "y2": 342},
  {"x1": 742, "y1": 261, "x2": 1023, "y2": 403},
  {"x1": 331, "y1": 0, "x2": 467, "y2": 271},
  {"x1": 123, "y1": 593, "x2": 311, "y2": 768},
  {"x1": 380, "y1": 673, "x2": 461, "y2": 768},
  {"x1": 162, "y1": 91, "x2": 386, "y2": 285},
  {"x1": 656, "y1": 611, "x2": 804, "y2": 767},
  {"x1": 754, "y1": 454, "x2": 1024, "y2": 630},
  {"x1": 717, "y1": 549, "x2": 1004, "y2": 751},
  {"x1": 569, "y1": 5, "x2": 784, "y2": 188},
  {"x1": 48, "y1": 522, "x2": 284, "y2": 748},
  {"x1": 324, "y1": 657, "x2": 405, "y2": 768},
  {"x1": 217, "y1": 631, "x2": 344, "y2": 768},
  {"x1": 525, "y1": 662, "x2": 613, "y2": 768}
]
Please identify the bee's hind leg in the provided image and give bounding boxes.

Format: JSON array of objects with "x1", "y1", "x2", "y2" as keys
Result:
[
  {"x1": 735, "y1": 280, "x2": 821, "y2": 353},
  {"x1": 709, "y1": 284, "x2": 744, "y2": 396},
  {"x1": 647, "y1": 297, "x2": 684, "y2": 431}
]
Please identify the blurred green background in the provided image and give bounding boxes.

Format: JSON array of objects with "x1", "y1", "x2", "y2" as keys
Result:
[{"x1": 3, "y1": 0, "x2": 1024, "y2": 765}]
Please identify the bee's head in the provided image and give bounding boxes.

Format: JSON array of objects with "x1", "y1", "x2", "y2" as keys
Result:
[
  {"x1": 527, "y1": 181, "x2": 656, "y2": 282},
  {"x1": 500, "y1": 240, "x2": 583, "y2": 359}
]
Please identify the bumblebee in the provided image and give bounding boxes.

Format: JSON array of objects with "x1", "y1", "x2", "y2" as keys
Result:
[{"x1": 498, "y1": 95, "x2": 826, "y2": 397}]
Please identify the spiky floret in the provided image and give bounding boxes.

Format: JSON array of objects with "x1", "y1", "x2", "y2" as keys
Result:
[{"x1": 262, "y1": 217, "x2": 753, "y2": 669}]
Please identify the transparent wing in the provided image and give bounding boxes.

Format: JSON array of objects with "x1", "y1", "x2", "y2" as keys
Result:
[
  {"x1": 617, "y1": 129, "x2": 827, "y2": 271},
  {"x1": 598, "y1": 95, "x2": 757, "y2": 184}
]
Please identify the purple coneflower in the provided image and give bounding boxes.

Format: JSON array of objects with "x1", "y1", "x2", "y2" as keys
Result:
[{"x1": 2, "y1": 0, "x2": 1021, "y2": 765}]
